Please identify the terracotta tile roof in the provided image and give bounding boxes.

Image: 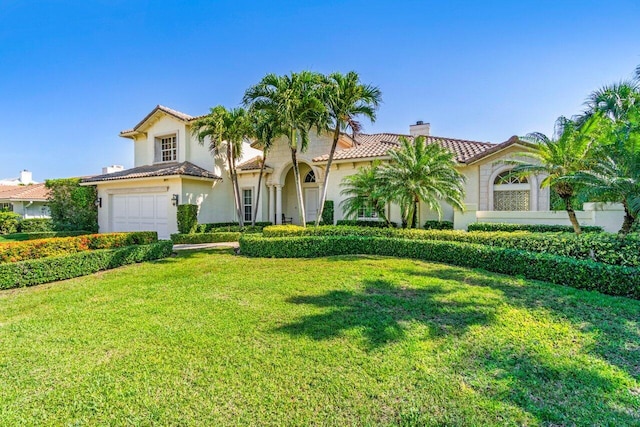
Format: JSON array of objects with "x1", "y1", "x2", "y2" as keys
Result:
[
  {"x1": 237, "y1": 156, "x2": 272, "y2": 171},
  {"x1": 121, "y1": 105, "x2": 202, "y2": 135},
  {"x1": 0, "y1": 184, "x2": 50, "y2": 201},
  {"x1": 81, "y1": 162, "x2": 221, "y2": 183},
  {"x1": 313, "y1": 133, "x2": 496, "y2": 164}
]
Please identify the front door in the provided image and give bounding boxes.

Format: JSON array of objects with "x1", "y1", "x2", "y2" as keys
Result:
[{"x1": 304, "y1": 188, "x2": 319, "y2": 223}]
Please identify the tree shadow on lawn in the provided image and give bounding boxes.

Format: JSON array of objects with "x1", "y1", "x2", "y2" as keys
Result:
[
  {"x1": 275, "y1": 278, "x2": 496, "y2": 350},
  {"x1": 402, "y1": 265, "x2": 640, "y2": 382}
]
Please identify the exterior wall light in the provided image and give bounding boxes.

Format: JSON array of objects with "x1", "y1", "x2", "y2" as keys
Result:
[
  {"x1": 172, "y1": 194, "x2": 179, "y2": 206},
  {"x1": 95, "y1": 197, "x2": 102, "y2": 208}
]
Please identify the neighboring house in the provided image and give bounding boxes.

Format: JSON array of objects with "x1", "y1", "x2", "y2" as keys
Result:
[
  {"x1": 0, "y1": 183, "x2": 50, "y2": 218},
  {"x1": 82, "y1": 105, "x2": 624, "y2": 238},
  {"x1": 0, "y1": 170, "x2": 37, "y2": 186}
]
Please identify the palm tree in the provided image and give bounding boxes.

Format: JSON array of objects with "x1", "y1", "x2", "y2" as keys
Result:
[
  {"x1": 380, "y1": 136, "x2": 466, "y2": 229},
  {"x1": 510, "y1": 116, "x2": 597, "y2": 234},
  {"x1": 243, "y1": 71, "x2": 326, "y2": 226},
  {"x1": 191, "y1": 105, "x2": 251, "y2": 226},
  {"x1": 315, "y1": 71, "x2": 382, "y2": 226},
  {"x1": 339, "y1": 161, "x2": 389, "y2": 224},
  {"x1": 248, "y1": 109, "x2": 282, "y2": 226}
]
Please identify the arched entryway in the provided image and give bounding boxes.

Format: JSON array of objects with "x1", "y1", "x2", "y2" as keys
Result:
[{"x1": 279, "y1": 162, "x2": 320, "y2": 224}]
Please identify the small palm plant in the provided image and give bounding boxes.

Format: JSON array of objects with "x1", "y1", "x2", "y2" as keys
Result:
[
  {"x1": 380, "y1": 136, "x2": 466, "y2": 228},
  {"x1": 339, "y1": 161, "x2": 390, "y2": 225}
]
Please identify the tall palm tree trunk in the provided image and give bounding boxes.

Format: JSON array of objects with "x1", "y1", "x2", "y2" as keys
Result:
[
  {"x1": 562, "y1": 195, "x2": 582, "y2": 235},
  {"x1": 315, "y1": 126, "x2": 341, "y2": 226},
  {"x1": 620, "y1": 200, "x2": 636, "y2": 236},
  {"x1": 290, "y1": 147, "x2": 306, "y2": 227},
  {"x1": 252, "y1": 154, "x2": 266, "y2": 226},
  {"x1": 228, "y1": 146, "x2": 244, "y2": 227}
]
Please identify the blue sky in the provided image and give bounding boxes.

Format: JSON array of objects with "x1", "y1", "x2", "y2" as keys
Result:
[{"x1": 0, "y1": 0, "x2": 639, "y2": 181}]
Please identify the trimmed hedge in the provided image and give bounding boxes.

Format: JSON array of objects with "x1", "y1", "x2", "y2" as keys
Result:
[
  {"x1": 468, "y1": 222, "x2": 603, "y2": 233},
  {"x1": 0, "y1": 212, "x2": 20, "y2": 235},
  {"x1": 336, "y1": 219, "x2": 397, "y2": 228},
  {"x1": 0, "y1": 232, "x2": 158, "y2": 263},
  {"x1": 423, "y1": 220, "x2": 454, "y2": 230},
  {"x1": 197, "y1": 222, "x2": 272, "y2": 233},
  {"x1": 321, "y1": 200, "x2": 334, "y2": 225},
  {"x1": 0, "y1": 241, "x2": 173, "y2": 290},
  {"x1": 261, "y1": 225, "x2": 640, "y2": 267},
  {"x1": 239, "y1": 235, "x2": 640, "y2": 299},
  {"x1": 171, "y1": 232, "x2": 241, "y2": 244},
  {"x1": 177, "y1": 204, "x2": 198, "y2": 234},
  {"x1": 0, "y1": 231, "x2": 90, "y2": 242},
  {"x1": 18, "y1": 218, "x2": 53, "y2": 232}
]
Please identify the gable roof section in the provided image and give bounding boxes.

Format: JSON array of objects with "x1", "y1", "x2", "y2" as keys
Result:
[
  {"x1": 463, "y1": 136, "x2": 533, "y2": 164},
  {"x1": 0, "y1": 184, "x2": 49, "y2": 201},
  {"x1": 120, "y1": 105, "x2": 204, "y2": 137},
  {"x1": 313, "y1": 133, "x2": 496, "y2": 164},
  {"x1": 81, "y1": 162, "x2": 221, "y2": 184},
  {"x1": 237, "y1": 156, "x2": 273, "y2": 171}
]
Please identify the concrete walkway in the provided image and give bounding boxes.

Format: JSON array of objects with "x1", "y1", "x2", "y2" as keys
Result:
[{"x1": 173, "y1": 242, "x2": 239, "y2": 251}]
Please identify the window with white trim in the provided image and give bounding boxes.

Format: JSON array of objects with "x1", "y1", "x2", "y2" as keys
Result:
[
  {"x1": 160, "y1": 135, "x2": 177, "y2": 162},
  {"x1": 357, "y1": 200, "x2": 379, "y2": 220},
  {"x1": 0, "y1": 203, "x2": 12, "y2": 212},
  {"x1": 243, "y1": 189, "x2": 253, "y2": 222},
  {"x1": 493, "y1": 171, "x2": 530, "y2": 211},
  {"x1": 304, "y1": 170, "x2": 316, "y2": 183}
]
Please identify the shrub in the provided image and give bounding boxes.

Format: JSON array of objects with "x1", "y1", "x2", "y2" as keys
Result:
[
  {"x1": 0, "y1": 231, "x2": 158, "y2": 263},
  {"x1": 18, "y1": 218, "x2": 54, "y2": 232},
  {"x1": 321, "y1": 200, "x2": 334, "y2": 225},
  {"x1": 467, "y1": 222, "x2": 603, "y2": 233},
  {"x1": 239, "y1": 235, "x2": 640, "y2": 299},
  {"x1": 197, "y1": 222, "x2": 271, "y2": 233},
  {"x1": 171, "y1": 232, "x2": 241, "y2": 244},
  {"x1": 46, "y1": 178, "x2": 98, "y2": 232},
  {"x1": 0, "y1": 241, "x2": 173, "y2": 290},
  {"x1": 177, "y1": 204, "x2": 199, "y2": 234},
  {"x1": 0, "y1": 231, "x2": 90, "y2": 242},
  {"x1": 423, "y1": 220, "x2": 453, "y2": 230},
  {"x1": 0, "y1": 212, "x2": 20, "y2": 235},
  {"x1": 335, "y1": 219, "x2": 397, "y2": 228},
  {"x1": 261, "y1": 225, "x2": 640, "y2": 267}
]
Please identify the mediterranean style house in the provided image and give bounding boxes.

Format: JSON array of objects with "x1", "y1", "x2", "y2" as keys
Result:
[{"x1": 81, "y1": 105, "x2": 622, "y2": 239}]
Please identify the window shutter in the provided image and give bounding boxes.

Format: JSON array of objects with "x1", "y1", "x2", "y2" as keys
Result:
[{"x1": 154, "y1": 138, "x2": 161, "y2": 163}]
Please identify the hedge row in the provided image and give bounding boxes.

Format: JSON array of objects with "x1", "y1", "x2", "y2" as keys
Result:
[
  {"x1": 261, "y1": 225, "x2": 640, "y2": 267},
  {"x1": 196, "y1": 222, "x2": 272, "y2": 233},
  {"x1": 0, "y1": 231, "x2": 89, "y2": 242},
  {"x1": 239, "y1": 235, "x2": 640, "y2": 299},
  {"x1": 0, "y1": 232, "x2": 158, "y2": 263},
  {"x1": 0, "y1": 241, "x2": 173, "y2": 290},
  {"x1": 335, "y1": 220, "x2": 397, "y2": 228},
  {"x1": 467, "y1": 222, "x2": 603, "y2": 233},
  {"x1": 18, "y1": 218, "x2": 54, "y2": 233},
  {"x1": 171, "y1": 232, "x2": 241, "y2": 244},
  {"x1": 423, "y1": 220, "x2": 454, "y2": 230}
]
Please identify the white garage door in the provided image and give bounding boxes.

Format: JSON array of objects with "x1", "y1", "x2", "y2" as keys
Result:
[{"x1": 111, "y1": 194, "x2": 169, "y2": 239}]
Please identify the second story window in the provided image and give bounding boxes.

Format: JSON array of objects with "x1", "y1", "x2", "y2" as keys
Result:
[{"x1": 160, "y1": 136, "x2": 177, "y2": 162}]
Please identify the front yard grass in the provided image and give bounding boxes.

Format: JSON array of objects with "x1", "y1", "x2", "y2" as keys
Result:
[{"x1": 0, "y1": 248, "x2": 638, "y2": 425}]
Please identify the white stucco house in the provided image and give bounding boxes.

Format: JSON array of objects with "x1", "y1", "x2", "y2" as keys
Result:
[
  {"x1": 81, "y1": 105, "x2": 623, "y2": 239},
  {"x1": 0, "y1": 183, "x2": 50, "y2": 218}
]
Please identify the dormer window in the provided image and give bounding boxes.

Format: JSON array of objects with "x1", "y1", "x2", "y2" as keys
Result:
[{"x1": 160, "y1": 135, "x2": 177, "y2": 162}]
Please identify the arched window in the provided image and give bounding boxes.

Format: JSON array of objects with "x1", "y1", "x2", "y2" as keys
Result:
[
  {"x1": 493, "y1": 170, "x2": 530, "y2": 211},
  {"x1": 304, "y1": 170, "x2": 316, "y2": 183}
]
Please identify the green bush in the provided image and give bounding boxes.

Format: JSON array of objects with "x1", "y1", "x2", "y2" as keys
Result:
[
  {"x1": 0, "y1": 241, "x2": 173, "y2": 290},
  {"x1": 18, "y1": 218, "x2": 54, "y2": 232},
  {"x1": 261, "y1": 225, "x2": 640, "y2": 267},
  {"x1": 0, "y1": 231, "x2": 158, "y2": 263},
  {"x1": 467, "y1": 222, "x2": 603, "y2": 233},
  {"x1": 196, "y1": 222, "x2": 271, "y2": 233},
  {"x1": 0, "y1": 231, "x2": 90, "y2": 242},
  {"x1": 171, "y1": 232, "x2": 241, "y2": 244},
  {"x1": 46, "y1": 178, "x2": 98, "y2": 232},
  {"x1": 0, "y1": 212, "x2": 20, "y2": 235},
  {"x1": 423, "y1": 220, "x2": 453, "y2": 230},
  {"x1": 239, "y1": 235, "x2": 640, "y2": 299},
  {"x1": 335, "y1": 219, "x2": 397, "y2": 228},
  {"x1": 177, "y1": 204, "x2": 199, "y2": 234},
  {"x1": 321, "y1": 200, "x2": 334, "y2": 225}
]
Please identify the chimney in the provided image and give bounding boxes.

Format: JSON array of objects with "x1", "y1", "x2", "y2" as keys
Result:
[
  {"x1": 102, "y1": 165, "x2": 125, "y2": 174},
  {"x1": 19, "y1": 170, "x2": 33, "y2": 184},
  {"x1": 409, "y1": 120, "x2": 430, "y2": 137}
]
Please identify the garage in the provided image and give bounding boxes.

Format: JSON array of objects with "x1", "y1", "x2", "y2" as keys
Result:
[{"x1": 111, "y1": 194, "x2": 169, "y2": 239}]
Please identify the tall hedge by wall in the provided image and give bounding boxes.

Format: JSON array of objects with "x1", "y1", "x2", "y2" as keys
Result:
[
  {"x1": 177, "y1": 204, "x2": 199, "y2": 234},
  {"x1": 45, "y1": 178, "x2": 98, "y2": 232},
  {"x1": 239, "y1": 235, "x2": 640, "y2": 299},
  {"x1": 321, "y1": 200, "x2": 334, "y2": 225}
]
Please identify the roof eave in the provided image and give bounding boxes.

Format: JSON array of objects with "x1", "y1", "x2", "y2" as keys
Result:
[{"x1": 80, "y1": 174, "x2": 221, "y2": 186}]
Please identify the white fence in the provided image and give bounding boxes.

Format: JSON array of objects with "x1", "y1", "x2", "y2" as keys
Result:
[{"x1": 454, "y1": 203, "x2": 625, "y2": 233}]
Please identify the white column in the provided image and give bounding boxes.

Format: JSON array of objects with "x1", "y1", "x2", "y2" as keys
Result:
[
  {"x1": 268, "y1": 185, "x2": 275, "y2": 224},
  {"x1": 275, "y1": 185, "x2": 282, "y2": 225}
]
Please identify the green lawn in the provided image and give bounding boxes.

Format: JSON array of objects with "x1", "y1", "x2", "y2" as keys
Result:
[{"x1": 1, "y1": 249, "x2": 638, "y2": 426}]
